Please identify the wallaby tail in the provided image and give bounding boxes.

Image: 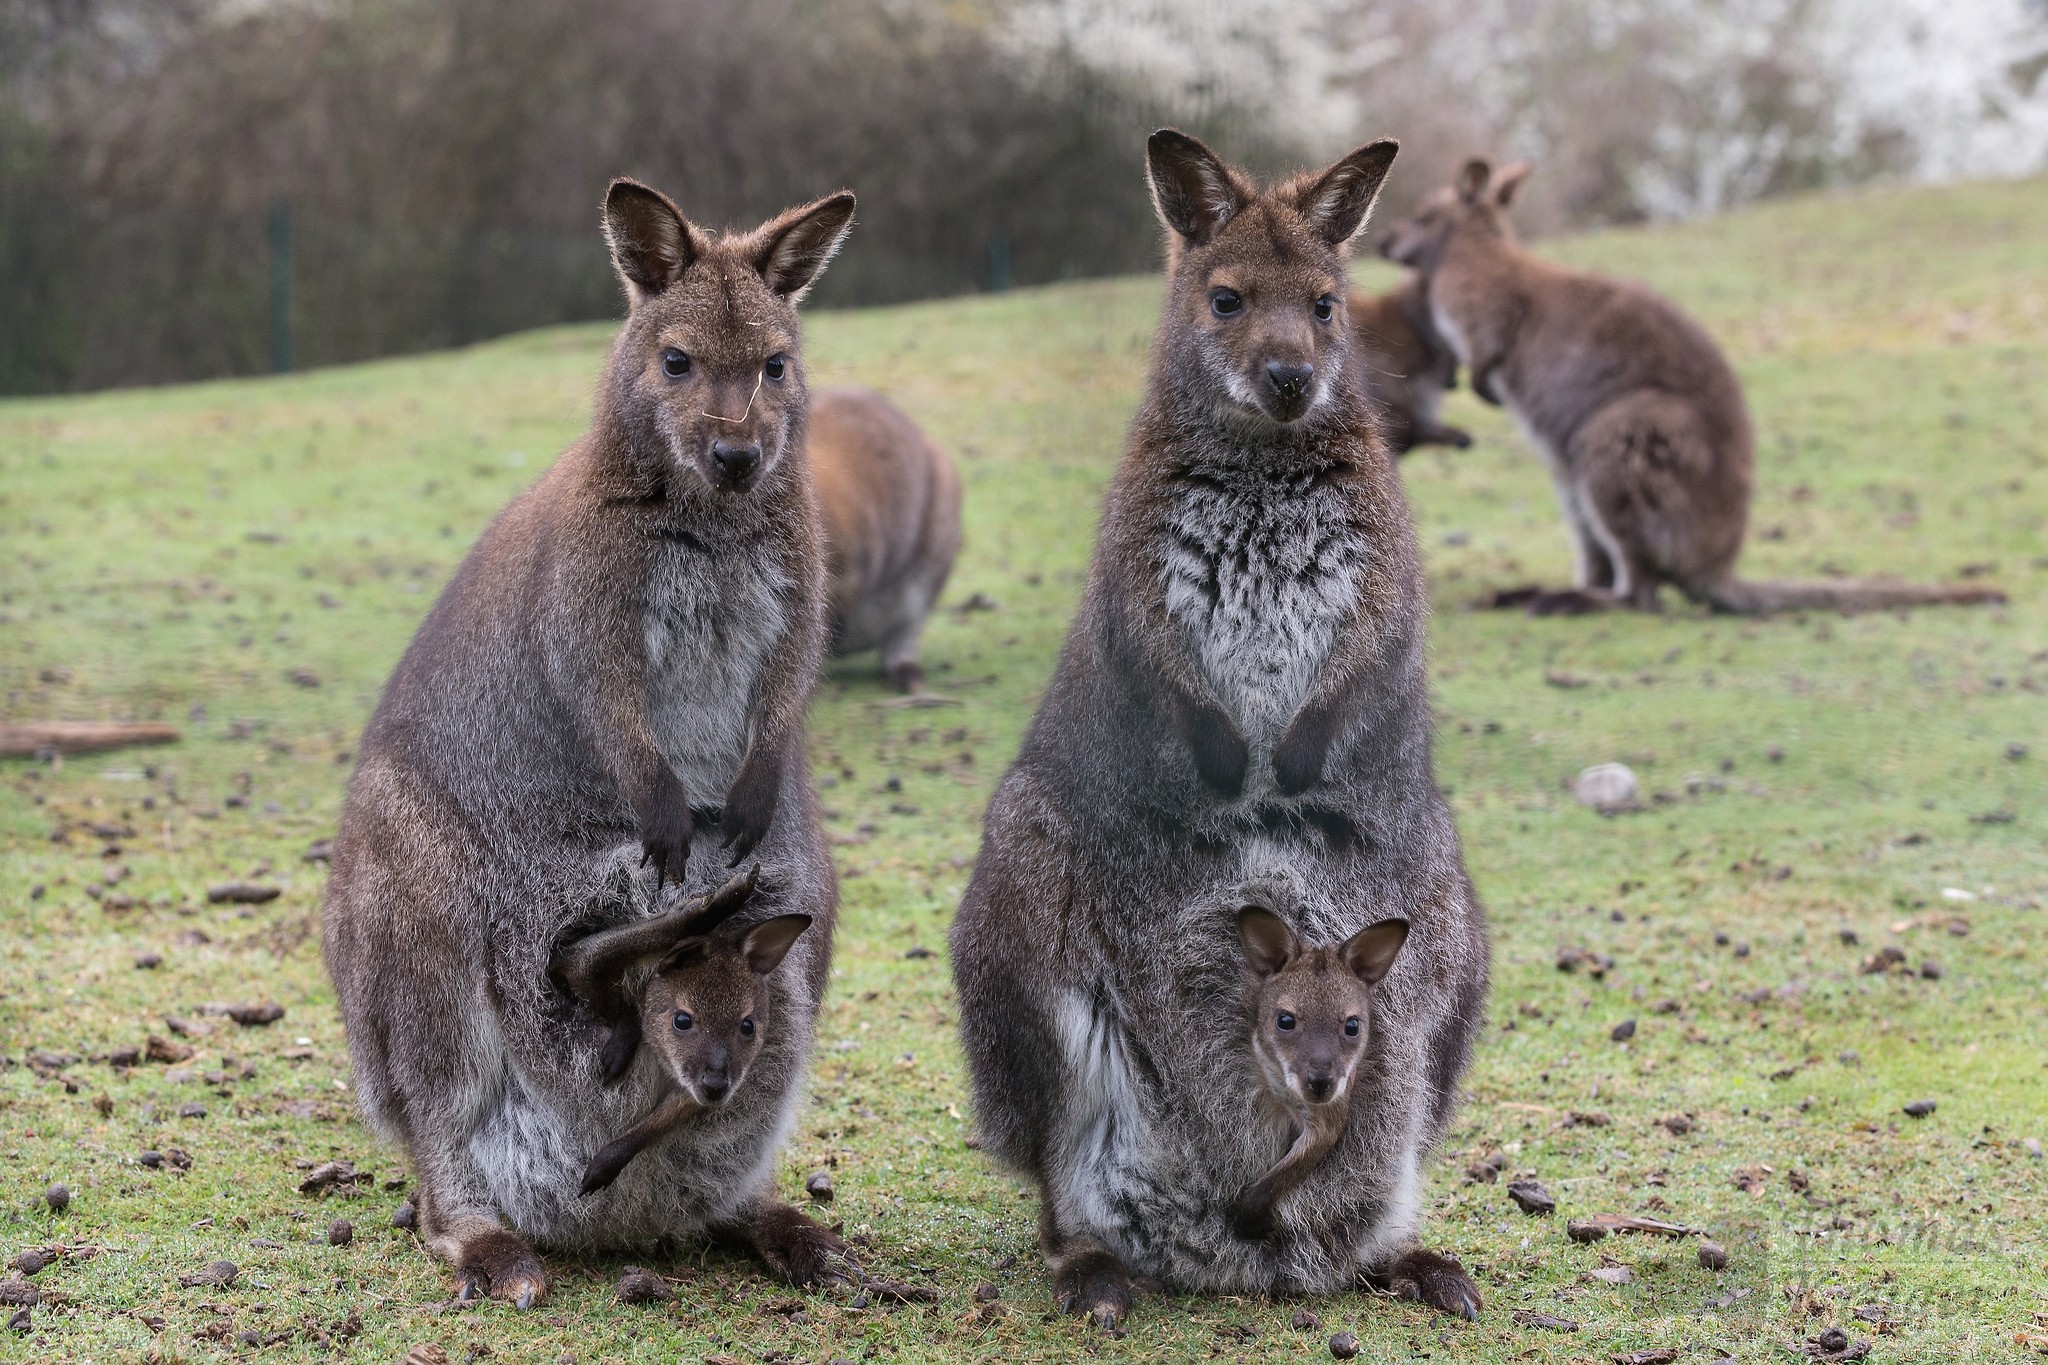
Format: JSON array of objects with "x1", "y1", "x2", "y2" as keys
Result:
[{"x1": 1697, "y1": 576, "x2": 2006, "y2": 616}]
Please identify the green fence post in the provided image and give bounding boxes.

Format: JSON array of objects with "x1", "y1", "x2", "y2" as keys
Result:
[
  {"x1": 988, "y1": 235, "x2": 1011, "y2": 293},
  {"x1": 270, "y1": 196, "x2": 293, "y2": 374}
]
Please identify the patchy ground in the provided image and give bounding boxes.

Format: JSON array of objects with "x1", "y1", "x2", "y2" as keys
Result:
[{"x1": 2, "y1": 173, "x2": 2045, "y2": 1363}]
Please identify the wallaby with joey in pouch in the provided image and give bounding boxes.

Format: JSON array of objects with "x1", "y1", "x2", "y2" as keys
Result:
[
  {"x1": 549, "y1": 865, "x2": 812, "y2": 1195},
  {"x1": 1351, "y1": 275, "x2": 1470, "y2": 455},
  {"x1": 950, "y1": 130, "x2": 1489, "y2": 1328},
  {"x1": 809, "y1": 387, "x2": 962, "y2": 691},
  {"x1": 323, "y1": 177, "x2": 854, "y2": 1306},
  {"x1": 1227, "y1": 908, "x2": 1408, "y2": 1243},
  {"x1": 1380, "y1": 159, "x2": 2006, "y2": 615}
]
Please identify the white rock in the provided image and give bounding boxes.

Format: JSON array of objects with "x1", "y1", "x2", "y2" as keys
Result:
[{"x1": 1574, "y1": 763, "x2": 1640, "y2": 812}]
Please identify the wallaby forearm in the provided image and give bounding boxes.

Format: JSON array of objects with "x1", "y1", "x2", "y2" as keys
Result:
[
  {"x1": 1233, "y1": 1105, "x2": 1347, "y2": 1223},
  {"x1": 580, "y1": 1089, "x2": 704, "y2": 1194},
  {"x1": 1105, "y1": 553, "x2": 1247, "y2": 795}
]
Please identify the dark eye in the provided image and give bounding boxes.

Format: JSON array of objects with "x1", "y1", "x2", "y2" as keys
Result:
[
  {"x1": 739, "y1": 1016, "x2": 755, "y2": 1038},
  {"x1": 1314, "y1": 295, "x2": 1336, "y2": 322},
  {"x1": 661, "y1": 348, "x2": 690, "y2": 378},
  {"x1": 1344, "y1": 1017, "x2": 1361, "y2": 1037},
  {"x1": 1276, "y1": 1011, "x2": 1296, "y2": 1032},
  {"x1": 671, "y1": 1011, "x2": 693, "y2": 1032},
  {"x1": 763, "y1": 354, "x2": 787, "y2": 381},
  {"x1": 1209, "y1": 288, "x2": 1243, "y2": 317}
]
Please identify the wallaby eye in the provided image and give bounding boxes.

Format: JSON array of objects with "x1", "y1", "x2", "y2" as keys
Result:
[
  {"x1": 1344, "y1": 1016, "x2": 1361, "y2": 1037},
  {"x1": 763, "y1": 354, "x2": 787, "y2": 381},
  {"x1": 661, "y1": 348, "x2": 690, "y2": 379},
  {"x1": 1209, "y1": 288, "x2": 1243, "y2": 318},
  {"x1": 739, "y1": 1016, "x2": 755, "y2": 1038},
  {"x1": 1276, "y1": 1011, "x2": 1296, "y2": 1032},
  {"x1": 671, "y1": 1010, "x2": 693, "y2": 1032},
  {"x1": 1313, "y1": 295, "x2": 1336, "y2": 322}
]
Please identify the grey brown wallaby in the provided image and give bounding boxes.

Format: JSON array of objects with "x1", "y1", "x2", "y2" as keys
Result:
[
  {"x1": 549, "y1": 865, "x2": 813, "y2": 1195},
  {"x1": 323, "y1": 177, "x2": 853, "y2": 1306},
  {"x1": 950, "y1": 129, "x2": 1490, "y2": 1328},
  {"x1": 1380, "y1": 159, "x2": 2007, "y2": 614},
  {"x1": 810, "y1": 387, "x2": 962, "y2": 690},
  {"x1": 1351, "y1": 275, "x2": 1470, "y2": 454},
  {"x1": 1227, "y1": 909, "x2": 1408, "y2": 1243}
]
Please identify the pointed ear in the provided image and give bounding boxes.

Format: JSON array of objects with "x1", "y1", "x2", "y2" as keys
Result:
[
  {"x1": 1296, "y1": 138, "x2": 1399, "y2": 248},
  {"x1": 1457, "y1": 159, "x2": 1492, "y2": 206},
  {"x1": 1340, "y1": 918, "x2": 1409, "y2": 985},
  {"x1": 604, "y1": 178, "x2": 698, "y2": 303},
  {"x1": 1147, "y1": 128, "x2": 1245, "y2": 245},
  {"x1": 653, "y1": 935, "x2": 712, "y2": 976},
  {"x1": 749, "y1": 192, "x2": 856, "y2": 300},
  {"x1": 1237, "y1": 907, "x2": 1300, "y2": 978},
  {"x1": 1492, "y1": 161, "x2": 1531, "y2": 208},
  {"x1": 740, "y1": 914, "x2": 812, "y2": 975}
]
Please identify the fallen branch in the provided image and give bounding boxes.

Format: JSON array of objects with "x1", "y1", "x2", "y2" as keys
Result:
[{"x1": 0, "y1": 722, "x2": 180, "y2": 759}]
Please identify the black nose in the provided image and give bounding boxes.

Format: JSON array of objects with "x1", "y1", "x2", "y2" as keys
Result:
[
  {"x1": 1266, "y1": 362, "x2": 1313, "y2": 401},
  {"x1": 710, "y1": 440, "x2": 761, "y2": 483},
  {"x1": 699, "y1": 1069, "x2": 730, "y2": 1102},
  {"x1": 1304, "y1": 1074, "x2": 1335, "y2": 1103}
]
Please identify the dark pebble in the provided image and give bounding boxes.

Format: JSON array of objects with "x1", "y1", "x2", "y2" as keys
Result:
[
  {"x1": 1329, "y1": 1331, "x2": 1360, "y2": 1359},
  {"x1": 804, "y1": 1169, "x2": 834, "y2": 1202},
  {"x1": 1918, "y1": 960, "x2": 1942, "y2": 980},
  {"x1": 1713, "y1": 931, "x2": 1730, "y2": 946},
  {"x1": 43, "y1": 1184, "x2": 68, "y2": 1213},
  {"x1": 1611, "y1": 1018, "x2": 1637, "y2": 1042},
  {"x1": 135, "y1": 952, "x2": 163, "y2": 970},
  {"x1": 392, "y1": 1200, "x2": 417, "y2": 1230},
  {"x1": 1903, "y1": 1099, "x2": 1936, "y2": 1118},
  {"x1": 138, "y1": 1150, "x2": 164, "y2": 1168},
  {"x1": 1507, "y1": 1180, "x2": 1556, "y2": 1216},
  {"x1": 972, "y1": 1282, "x2": 1001, "y2": 1302},
  {"x1": 328, "y1": 1219, "x2": 353, "y2": 1247},
  {"x1": 1697, "y1": 1240, "x2": 1729, "y2": 1270},
  {"x1": 12, "y1": 1251, "x2": 47, "y2": 1277},
  {"x1": 1837, "y1": 928, "x2": 1858, "y2": 945},
  {"x1": 177, "y1": 1102, "x2": 207, "y2": 1119},
  {"x1": 1733, "y1": 942, "x2": 1750, "y2": 958}
]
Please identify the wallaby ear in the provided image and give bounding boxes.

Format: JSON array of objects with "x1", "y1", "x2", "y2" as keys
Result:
[
  {"x1": 1296, "y1": 138, "x2": 1400, "y2": 248},
  {"x1": 1237, "y1": 907, "x2": 1300, "y2": 978},
  {"x1": 1456, "y1": 159, "x2": 1492, "y2": 206},
  {"x1": 1492, "y1": 161, "x2": 1532, "y2": 208},
  {"x1": 1340, "y1": 918, "x2": 1409, "y2": 985},
  {"x1": 653, "y1": 935, "x2": 712, "y2": 976},
  {"x1": 740, "y1": 914, "x2": 812, "y2": 975},
  {"x1": 604, "y1": 178, "x2": 698, "y2": 303},
  {"x1": 1147, "y1": 128, "x2": 1245, "y2": 246},
  {"x1": 749, "y1": 192, "x2": 857, "y2": 300}
]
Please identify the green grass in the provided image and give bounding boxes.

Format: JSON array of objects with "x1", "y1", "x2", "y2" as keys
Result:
[{"x1": 3, "y1": 173, "x2": 2046, "y2": 1364}]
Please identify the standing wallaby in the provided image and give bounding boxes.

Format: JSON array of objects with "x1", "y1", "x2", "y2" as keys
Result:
[
  {"x1": 1380, "y1": 159, "x2": 2007, "y2": 614},
  {"x1": 548, "y1": 865, "x2": 813, "y2": 1195},
  {"x1": 1227, "y1": 908, "x2": 1408, "y2": 1243},
  {"x1": 323, "y1": 178, "x2": 853, "y2": 1306},
  {"x1": 950, "y1": 130, "x2": 1489, "y2": 1329},
  {"x1": 1351, "y1": 276, "x2": 1470, "y2": 454},
  {"x1": 810, "y1": 387, "x2": 962, "y2": 691}
]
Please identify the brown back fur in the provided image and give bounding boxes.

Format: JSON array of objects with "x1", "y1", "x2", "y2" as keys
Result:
[
  {"x1": 1350, "y1": 276, "x2": 1469, "y2": 454},
  {"x1": 1379, "y1": 160, "x2": 2004, "y2": 614},
  {"x1": 809, "y1": 388, "x2": 962, "y2": 690}
]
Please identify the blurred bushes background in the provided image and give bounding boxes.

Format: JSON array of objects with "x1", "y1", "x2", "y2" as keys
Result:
[{"x1": 2, "y1": 0, "x2": 2044, "y2": 395}]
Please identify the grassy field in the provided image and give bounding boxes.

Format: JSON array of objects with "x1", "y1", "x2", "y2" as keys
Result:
[{"x1": 3, "y1": 173, "x2": 2045, "y2": 1364}]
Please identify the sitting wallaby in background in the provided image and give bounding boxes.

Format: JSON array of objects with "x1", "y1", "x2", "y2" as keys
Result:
[
  {"x1": 549, "y1": 865, "x2": 812, "y2": 1194},
  {"x1": 951, "y1": 130, "x2": 1489, "y2": 1330},
  {"x1": 1380, "y1": 159, "x2": 2006, "y2": 614},
  {"x1": 1228, "y1": 908, "x2": 1408, "y2": 1242},
  {"x1": 810, "y1": 387, "x2": 962, "y2": 691},
  {"x1": 1351, "y1": 276, "x2": 1470, "y2": 454},
  {"x1": 323, "y1": 177, "x2": 851, "y2": 1307}
]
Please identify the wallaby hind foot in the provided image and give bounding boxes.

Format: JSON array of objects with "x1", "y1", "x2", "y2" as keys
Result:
[
  {"x1": 1041, "y1": 1204, "x2": 1135, "y2": 1330},
  {"x1": 714, "y1": 1196, "x2": 854, "y2": 1289},
  {"x1": 422, "y1": 1197, "x2": 550, "y2": 1309},
  {"x1": 1475, "y1": 585, "x2": 1610, "y2": 616},
  {"x1": 1363, "y1": 1245, "x2": 1481, "y2": 1321}
]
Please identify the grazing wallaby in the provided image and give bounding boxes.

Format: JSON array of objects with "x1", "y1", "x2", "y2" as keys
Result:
[
  {"x1": 323, "y1": 177, "x2": 852, "y2": 1307},
  {"x1": 950, "y1": 130, "x2": 1489, "y2": 1329},
  {"x1": 1228, "y1": 908, "x2": 1408, "y2": 1243},
  {"x1": 549, "y1": 866, "x2": 812, "y2": 1195},
  {"x1": 810, "y1": 387, "x2": 962, "y2": 691},
  {"x1": 1380, "y1": 159, "x2": 2007, "y2": 614},
  {"x1": 1351, "y1": 276, "x2": 1470, "y2": 454}
]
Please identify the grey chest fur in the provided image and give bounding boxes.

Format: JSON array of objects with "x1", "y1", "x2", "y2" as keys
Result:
[
  {"x1": 641, "y1": 541, "x2": 790, "y2": 798},
  {"x1": 1159, "y1": 471, "x2": 1367, "y2": 748}
]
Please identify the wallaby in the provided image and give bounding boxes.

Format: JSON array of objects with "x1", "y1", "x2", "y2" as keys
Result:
[
  {"x1": 1380, "y1": 159, "x2": 2007, "y2": 614},
  {"x1": 1227, "y1": 908, "x2": 1408, "y2": 1242},
  {"x1": 1351, "y1": 275, "x2": 1470, "y2": 454},
  {"x1": 323, "y1": 177, "x2": 853, "y2": 1307},
  {"x1": 950, "y1": 130, "x2": 1489, "y2": 1329},
  {"x1": 810, "y1": 387, "x2": 962, "y2": 691},
  {"x1": 548, "y1": 865, "x2": 812, "y2": 1195}
]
